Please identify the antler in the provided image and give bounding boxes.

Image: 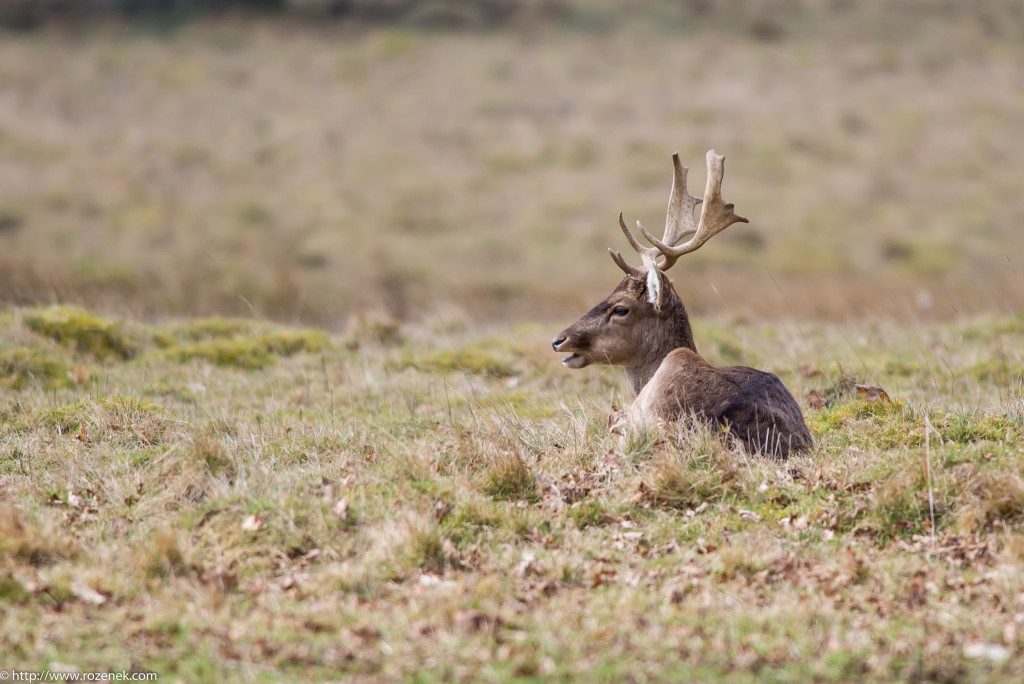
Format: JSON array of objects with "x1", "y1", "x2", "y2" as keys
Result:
[{"x1": 609, "y1": 149, "x2": 748, "y2": 277}]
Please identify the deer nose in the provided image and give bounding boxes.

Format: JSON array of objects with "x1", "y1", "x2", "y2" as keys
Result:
[{"x1": 552, "y1": 336, "x2": 567, "y2": 352}]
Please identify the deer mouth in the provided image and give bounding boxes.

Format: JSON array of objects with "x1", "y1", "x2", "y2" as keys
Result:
[{"x1": 562, "y1": 353, "x2": 590, "y2": 369}]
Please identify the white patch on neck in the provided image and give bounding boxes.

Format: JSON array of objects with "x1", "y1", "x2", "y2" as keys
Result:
[{"x1": 646, "y1": 267, "x2": 662, "y2": 313}]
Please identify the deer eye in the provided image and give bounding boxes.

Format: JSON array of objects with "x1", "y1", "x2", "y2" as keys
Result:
[{"x1": 611, "y1": 306, "x2": 630, "y2": 317}]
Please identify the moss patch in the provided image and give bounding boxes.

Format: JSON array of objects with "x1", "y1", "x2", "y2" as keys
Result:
[
  {"x1": 23, "y1": 305, "x2": 140, "y2": 361},
  {"x1": 40, "y1": 395, "x2": 163, "y2": 435},
  {"x1": 0, "y1": 347, "x2": 71, "y2": 390},
  {"x1": 401, "y1": 346, "x2": 517, "y2": 378},
  {"x1": 161, "y1": 329, "x2": 328, "y2": 369},
  {"x1": 153, "y1": 318, "x2": 261, "y2": 347}
]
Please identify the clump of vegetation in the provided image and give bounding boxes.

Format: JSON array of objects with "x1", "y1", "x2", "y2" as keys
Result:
[
  {"x1": 934, "y1": 411, "x2": 1019, "y2": 445},
  {"x1": 190, "y1": 434, "x2": 236, "y2": 479},
  {"x1": 638, "y1": 428, "x2": 741, "y2": 509},
  {"x1": 957, "y1": 468, "x2": 1024, "y2": 532},
  {"x1": 0, "y1": 503, "x2": 76, "y2": 567},
  {"x1": 869, "y1": 464, "x2": 945, "y2": 539},
  {"x1": 165, "y1": 338, "x2": 275, "y2": 369},
  {"x1": 0, "y1": 348, "x2": 71, "y2": 390},
  {"x1": 346, "y1": 311, "x2": 404, "y2": 348},
  {"x1": 23, "y1": 305, "x2": 140, "y2": 361},
  {"x1": 399, "y1": 514, "x2": 459, "y2": 574},
  {"x1": 153, "y1": 318, "x2": 263, "y2": 347},
  {"x1": 142, "y1": 528, "x2": 191, "y2": 580},
  {"x1": 40, "y1": 395, "x2": 164, "y2": 439},
  {"x1": 162, "y1": 329, "x2": 327, "y2": 369},
  {"x1": 810, "y1": 399, "x2": 921, "y2": 450},
  {"x1": 402, "y1": 346, "x2": 517, "y2": 378},
  {"x1": 482, "y1": 451, "x2": 539, "y2": 503}
]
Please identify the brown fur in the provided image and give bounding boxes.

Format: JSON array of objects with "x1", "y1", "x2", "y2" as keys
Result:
[{"x1": 553, "y1": 271, "x2": 812, "y2": 458}]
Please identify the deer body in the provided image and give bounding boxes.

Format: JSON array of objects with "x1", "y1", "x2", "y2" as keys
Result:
[
  {"x1": 630, "y1": 348, "x2": 813, "y2": 457},
  {"x1": 553, "y1": 150, "x2": 812, "y2": 458}
]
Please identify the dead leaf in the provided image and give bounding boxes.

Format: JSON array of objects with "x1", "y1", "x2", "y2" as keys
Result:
[
  {"x1": 454, "y1": 609, "x2": 500, "y2": 633},
  {"x1": 739, "y1": 509, "x2": 762, "y2": 522},
  {"x1": 275, "y1": 573, "x2": 299, "y2": 591},
  {"x1": 514, "y1": 552, "x2": 539, "y2": 578},
  {"x1": 678, "y1": 564, "x2": 706, "y2": 578},
  {"x1": 590, "y1": 566, "x2": 617, "y2": 588},
  {"x1": 350, "y1": 625, "x2": 382, "y2": 642},
  {"x1": 953, "y1": 462, "x2": 975, "y2": 480},
  {"x1": 906, "y1": 569, "x2": 928, "y2": 608},
  {"x1": 69, "y1": 363, "x2": 91, "y2": 385},
  {"x1": 241, "y1": 514, "x2": 264, "y2": 532},
  {"x1": 607, "y1": 407, "x2": 628, "y2": 434},
  {"x1": 433, "y1": 500, "x2": 452, "y2": 522},
  {"x1": 647, "y1": 541, "x2": 679, "y2": 557},
  {"x1": 964, "y1": 642, "x2": 1011, "y2": 662},
  {"x1": 71, "y1": 582, "x2": 107, "y2": 606},
  {"x1": 694, "y1": 537, "x2": 717, "y2": 554},
  {"x1": 855, "y1": 384, "x2": 891, "y2": 403},
  {"x1": 806, "y1": 389, "x2": 827, "y2": 410}
]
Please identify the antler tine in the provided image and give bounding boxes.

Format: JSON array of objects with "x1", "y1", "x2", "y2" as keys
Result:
[
  {"x1": 608, "y1": 248, "x2": 645, "y2": 277},
  {"x1": 665, "y1": 153, "x2": 702, "y2": 246},
  {"x1": 655, "y1": 149, "x2": 748, "y2": 271},
  {"x1": 636, "y1": 153, "x2": 702, "y2": 256},
  {"x1": 608, "y1": 150, "x2": 746, "y2": 276},
  {"x1": 609, "y1": 212, "x2": 661, "y2": 276}
]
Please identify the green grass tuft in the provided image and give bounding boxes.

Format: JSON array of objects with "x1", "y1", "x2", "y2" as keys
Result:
[
  {"x1": 39, "y1": 395, "x2": 164, "y2": 436},
  {"x1": 482, "y1": 452, "x2": 539, "y2": 503},
  {"x1": 23, "y1": 305, "x2": 140, "y2": 360},
  {"x1": 402, "y1": 346, "x2": 517, "y2": 378},
  {"x1": 162, "y1": 329, "x2": 327, "y2": 369},
  {"x1": 0, "y1": 347, "x2": 71, "y2": 389}
]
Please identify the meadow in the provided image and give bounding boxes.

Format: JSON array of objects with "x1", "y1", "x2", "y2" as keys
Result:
[
  {"x1": 2, "y1": 3, "x2": 1024, "y2": 682},
  {"x1": 1, "y1": 304, "x2": 1023, "y2": 681},
  {"x1": 0, "y1": 3, "x2": 1022, "y2": 323}
]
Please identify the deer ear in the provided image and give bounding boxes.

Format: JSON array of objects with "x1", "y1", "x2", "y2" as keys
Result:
[{"x1": 645, "y1": 267, "x2": 670, "y2": 314}]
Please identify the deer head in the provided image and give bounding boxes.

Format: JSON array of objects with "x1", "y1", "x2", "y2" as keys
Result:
[{"x1": 552, "y1": 150, "x2": 748, "y2": 393}]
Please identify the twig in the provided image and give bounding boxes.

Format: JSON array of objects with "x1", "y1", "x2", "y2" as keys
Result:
[
  {"x1": 443, "y1": 378, "x2": 453, "y2": 426},
  {"x1": 322, "y1": 356, "x2": 334, "y2": 416},
  {"x1": 923, "y1": 413, "x2": 938, "y2": 547}
]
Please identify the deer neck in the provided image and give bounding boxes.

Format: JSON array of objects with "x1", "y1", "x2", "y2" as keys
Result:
[{"x1": 624, "y1": 301, "x2": 697, "y2": 395}]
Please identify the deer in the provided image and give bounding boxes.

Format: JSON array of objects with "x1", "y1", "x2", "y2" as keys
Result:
[{"x1": 552, "y1": 150, "x2": 812, "y2": 458}]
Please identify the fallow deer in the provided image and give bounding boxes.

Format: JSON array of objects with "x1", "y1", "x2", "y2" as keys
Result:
[{"x1": 552, "y1": 150, "x2": 812, "y2": 458}]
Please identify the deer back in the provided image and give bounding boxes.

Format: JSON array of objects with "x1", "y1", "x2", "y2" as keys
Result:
[{"x1": 630, "y1": 348, "x2": 813, "y2": 458}]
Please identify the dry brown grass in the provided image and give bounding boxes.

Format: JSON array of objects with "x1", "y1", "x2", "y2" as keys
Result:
[{"x1": 0, "y1": 5, "x2": 1022, "y2": 324}]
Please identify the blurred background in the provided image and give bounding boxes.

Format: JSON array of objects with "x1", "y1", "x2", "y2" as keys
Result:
[{"x1": 0, "y1": 0, "x2": 1022, "y2": 327}]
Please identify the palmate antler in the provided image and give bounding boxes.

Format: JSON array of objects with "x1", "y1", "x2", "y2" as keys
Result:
[{"x1": 609, "y1": 149, "x2": 749, "y2": 277}]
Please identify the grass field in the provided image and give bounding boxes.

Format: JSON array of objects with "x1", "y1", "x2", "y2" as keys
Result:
[
  {"x1": 0, "y1": 5, "x2": 1023, "y2": 324},
  {"x1": 2, "y1": 4, "x2": 1024, "y2": 681},
  {"x1": 1, "y1": 304, "x2": 1023, "y2": 680}
]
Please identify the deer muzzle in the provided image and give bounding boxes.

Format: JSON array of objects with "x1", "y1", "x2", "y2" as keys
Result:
[{"x1": 552, "y1": 333, "x2": 591, "y2": 369}]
